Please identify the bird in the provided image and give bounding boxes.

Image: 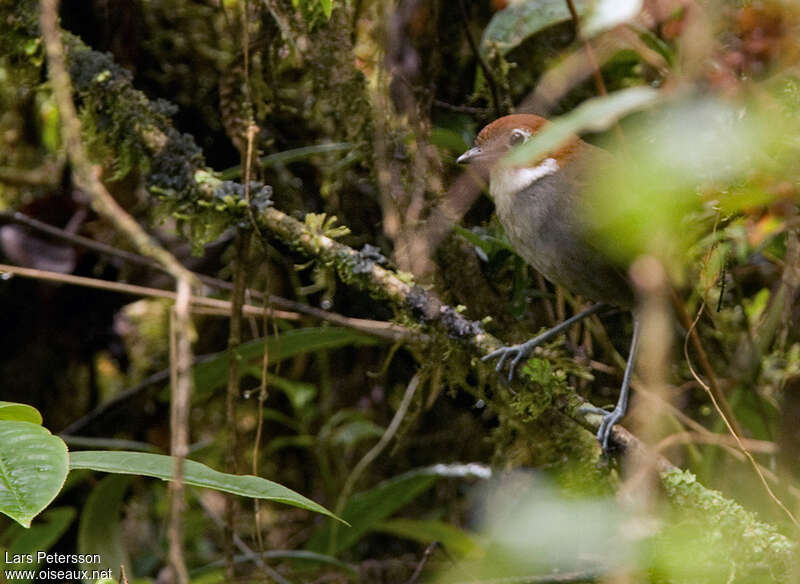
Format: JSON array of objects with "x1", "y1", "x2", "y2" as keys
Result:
[{"x1": 457, "y1": 114, "x2": 639, "y2": 452}]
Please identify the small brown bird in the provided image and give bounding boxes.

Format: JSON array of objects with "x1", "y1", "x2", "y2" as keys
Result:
[{"x1": 458, "y1": 114, "x2": 639, "y2": 451}]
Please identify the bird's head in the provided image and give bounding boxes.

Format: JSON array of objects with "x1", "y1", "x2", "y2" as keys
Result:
[
  {"x1": 456, "y1": 114, "x2": 550, "y2": 165},
  {"x1": 458, "y1": 114, "x2": 586, "y2": 200}
]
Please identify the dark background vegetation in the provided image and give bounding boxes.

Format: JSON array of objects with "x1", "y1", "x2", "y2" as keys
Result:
[{"x1": 1, "y1": 0, "x2": 800, "y2": 582}]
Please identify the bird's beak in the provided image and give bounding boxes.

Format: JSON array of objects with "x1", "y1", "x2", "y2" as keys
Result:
[{"x1": 456, "y1": 146, "x2": 482, "y2": 164}]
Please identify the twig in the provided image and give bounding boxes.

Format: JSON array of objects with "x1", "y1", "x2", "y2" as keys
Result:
[
  {"x1": 0, "y1": 210, "x2": 417, "y2": 341},
  {"x1": 0, "y1": 210, "x2": 163, "y2": 269},
  {"x1": 406, "y1": 542, "x2": 440, "y2": 584},
  {"x1": 564, "y1": 0, "x2": 626, "y2": 147},
  {"x1": 0, "y1": 261, "x2": 424, "y2": 343},
  {"x1": 0, "y1": 157, "x2": 64, "y2": 187},
  {"x1": 457, "y1": 0, "x2": 501, "y2": 118},
  {"x1": 670, "y1": 290, "x2": 743, "y2": 437},
  {"x1": 0, "y1": 211, "x2": 418, "y2": 343},
  {"x1": 39, "y1": 3, "x2": 196, "y2": 579},
  {"x1": 0, "y1": 263, "x2": 299, "y2": 320},
  {"x1": 252, "y1": 282, "x2": 271, "y2": 555},
  {"x1": 564, "y1": 0, "x2": 607, "y2": 98},
  {"x1": 655, "y1": 431, "x2": 777, "y2": 454},
  {"x1": 224, "y1": 231, "x2": 249, "y2": 578},
  {"x1": 194, "y1": 490, "x2": 294, "y2": 584},
  {"x1": 330, "y1": 374, "x2": 423, "y2": 553},
  {"x1": 168, "y1": 281, "x2": 192, "y2": 584},
  {"x1": 433, "y1": 100, "x2": 490, "y2": 115},
  {"x1": 683, "y1": 301, "x2": 799, "y2": 527}
]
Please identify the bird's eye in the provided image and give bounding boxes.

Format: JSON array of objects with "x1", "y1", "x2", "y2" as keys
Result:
[{"x1": 508, "y1": 130, "x2": 527, "y2": 147}]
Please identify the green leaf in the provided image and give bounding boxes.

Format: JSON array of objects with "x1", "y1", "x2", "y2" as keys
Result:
[
  {"x1": 319, "y1": 0, "x2": 333, "y2": 19},
  {"x1": 265, "y1": 434, "x2": 315, "y2": 454},
  {"x1": 505, "y1": 86, "x2": 660, "y2": 166},
  {"x1": 0, "y1": 507, "x2": 76, "y2": 583},
  {"x1": 220, "y1": 143, "x2": 354, "y2": 180},
  {"x1": 306, "y1": 464, "x2": 490, "y2": 555},
  {"x1": 194, "y1": 327, "x2": 380, "y2": 393},
  {"x1": 583, "y1": 0, "x2": 642, "y2": 37},
  {"x1": 375, "y1": 518, "x2": 483, "y2": 558},
  {"x1": 330, "y1": 419, "x2": 384, "y2": 448},
  {"x1": 481, "y1": 0, "x2": 589, "y2": 56},
  {"x1": 77, "y1": 474, "x2": 131, "y2": 580},
  {"x1": 452, "y1": 225, "x2": 515, "y2": 260},
  {"x1": 0, "y1": 421, "x2": 69, "y2": 527},
  {"x1": 431, "y1": 127, "x2": 470, "y2": 154},
  {"x1": 259, "y1": 375, "x2": 318, "y2": 415},
  {"x1": 69, "y1": 451, "x2": 344, "y2": 522},
  {"x1": 0, "y1": 402, "x2": 43, "y2": 425}
]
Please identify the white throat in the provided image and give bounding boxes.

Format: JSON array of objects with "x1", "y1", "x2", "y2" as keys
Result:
[{"x1": 489, "y1": 157, "x2": 560, "y2": 201}]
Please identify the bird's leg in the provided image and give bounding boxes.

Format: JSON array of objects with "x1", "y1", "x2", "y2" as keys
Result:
[
  {"x1": 483, "y1": 303, "x2": 608, "y2": 381},
  {"x1": 593, "y1": 315, "x2": 640, "y2": 452}
]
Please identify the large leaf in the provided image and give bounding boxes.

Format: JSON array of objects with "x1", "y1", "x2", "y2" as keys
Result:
[
  {"x1": 505, "y1": 86, "x2": 660, "y2": 166},
  {"x1": 193, "y1": 327, "x2": 380, "y2": 393},
  {"x1": 77, "y1": 474, "x2": 131, "y2": 581},
  {"x1": 0, "y1": 402, "x2": 42, "y2": 425},
  {"x1": 0, "y1": 421, "x2": 69, "y2": 527},
  {"x1": 481, "y1": 0, "x2": 590, "y2": 56},
  {"x1": 69, "y1": 451, "x2": 343, "y2": 522},
  {"x1": 306, "y1": 464, "x2": 491, "y2": 555},
  {"x1": 0, "y1": 507, "x2": 76, "y2": 583}
]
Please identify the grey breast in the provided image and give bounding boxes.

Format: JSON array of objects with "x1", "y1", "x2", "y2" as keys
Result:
[{"x1": 495, "y1": 167, "x2": 634, "y2": 309}]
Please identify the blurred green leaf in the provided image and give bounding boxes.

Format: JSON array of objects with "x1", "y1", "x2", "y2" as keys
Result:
[
  {"x1": 587, "y1": 97, "x2": 792, "y2": 269},
  {"x1": 61, "y1": 435, "x2": 162, "y2": 453},
  {"x1": 319, "y1": 0, "x2": 333, "y2": 19},
  {"x1": 453, "y1": 225, "x2": 515, "y2": 260},
  {"x1": 0, "y1": 421, "x2": 69, "y2": 527},
  {"x1": 193, "y1": 327, "x2": 380, "y2": 393},
  {"x1": 37, "y1": 94, "x2": 60, "y2": 153},
  {"x1": 0, "y1": 402, "x2": 42, "y2": 425},
  {"x1": 306, "y1": 464, "x2": 490, "y2": 555},
  {"x1": 265, "y1": 434, "x2": 315, "y2": 454},
  {"x1": 431, "y1": 127, "x2": 470, "y2": 154},
  {"x1": 481, "y1": 0, "x2": 589, "y2": 56},
  {"x1": 376, "y1": 518, "x2": 483, "y2": 558},
  {"x1": 69, "y1": 451, "x2": 344, "y2": 522},
  {"x1": 330, "y1": 419, "x2": 384, "y2": 448},
  {"x1": 77, "y1": 474, "x2": 130, "y2": 581},
  {"x1": 432, "y1": 474, "x2": 629, "y2": 583},
  {"x1": 0, "y1": 507, "x2": 75, "y2": 583},
  {"x1": 257, "y1": 375, "x2": 318, "y2": 416},
  {"x1": 505, "y1": 86, "x2": 660, "y2": 166}
]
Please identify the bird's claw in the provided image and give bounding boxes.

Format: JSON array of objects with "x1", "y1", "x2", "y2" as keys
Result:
[
  {"x1": 577, "y1": 404, "x2": 624, "y2": 453},
  {"x1": 482, "y1": 344, "x2": 532, "y2": 381},
  {"x1": 596, "y1": 407, "x2": 624, "y2": 453}
]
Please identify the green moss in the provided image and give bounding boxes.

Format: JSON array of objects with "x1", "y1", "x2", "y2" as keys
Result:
[{"x1": 659, "y1": 467, "x2": 793, "y2": 580}]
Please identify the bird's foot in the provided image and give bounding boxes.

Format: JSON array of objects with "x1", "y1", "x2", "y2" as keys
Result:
[
  {"x1": 482, "y1": 338, "x2": 539, "y2": 381},
  {"x1": 578, "y1": 404, "x2": 625, "y2": 453}
]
